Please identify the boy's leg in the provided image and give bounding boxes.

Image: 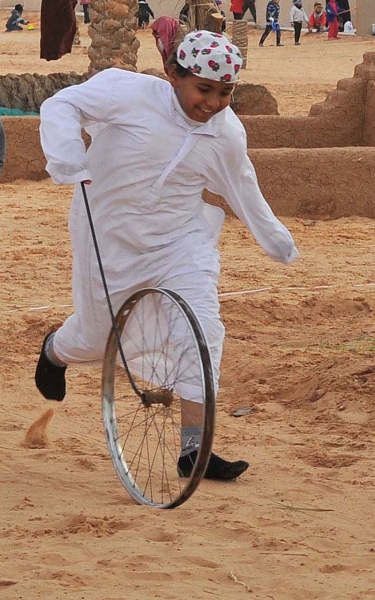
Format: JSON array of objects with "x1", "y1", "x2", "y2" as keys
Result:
[
  {"x1": 276, "y1": 24, "x2": 283, "y2": 45},
  {"x1": 328, "y1": 21, "x2": 335, "y2": 38},
  {"x1": 259, "y1": 24, "x2": 272, "y2": 45},
  {"x1": 178, "y1": 398, "x2": 249, "y2": 480},
  {"x1": 35, "y1": 333, "x2": 67, "y2": 401},
  {"x1": 295, "y1": 22, "x2": 302, "y2": 43},
  {"x1": 249, "y1": 0, "x2": 256, "y2": 22},
  {"x1": 161, "y1": 246, "x2": 249, "y2": 481},
  {"x1": 83, "y1": 4, "x2": 90, "y2": 23}
]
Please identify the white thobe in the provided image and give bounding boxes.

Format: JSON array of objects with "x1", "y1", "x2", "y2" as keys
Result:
[{"x1": 39, "y1": 68, "x2": 299, "y2": 397}]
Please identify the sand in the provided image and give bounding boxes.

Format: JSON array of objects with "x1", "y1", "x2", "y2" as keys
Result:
[{"x1": 1, "y1": 17, "x2": 375, "y2": 600}]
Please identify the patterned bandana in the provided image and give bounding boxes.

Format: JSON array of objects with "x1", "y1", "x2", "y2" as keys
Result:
[{"x1": 176, "y1": 30, "x2": 243, "y2": 83}]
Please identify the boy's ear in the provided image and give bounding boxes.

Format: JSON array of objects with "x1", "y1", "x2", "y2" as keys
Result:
[{"x1": 167, "y1": 64, "x2": 179, "y2": 88}]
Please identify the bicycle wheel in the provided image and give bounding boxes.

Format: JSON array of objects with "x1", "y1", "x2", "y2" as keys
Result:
[{"x1": 102, "y1": 287, "x2": 216, "y2": 508}]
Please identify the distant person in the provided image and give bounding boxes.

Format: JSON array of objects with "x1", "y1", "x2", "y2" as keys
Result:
[
  {"x1": 40, "y1": 0, "x2": 77, "y2": 61},
  {"x1": 0, "y1": 120, "x2": 5, "y2": 177},
  {"x1": 290, "y1": 0, "x2": 310, "y2": 45},
  {"x1": 80, "y1": 0, "x2": 90, "y2": 24},
  {"x1": 242, "y1": 0, "x2": 256, "y2": 23},
  {"x1": 259, "y1": 0, "x2": 283, "y2": 47},
  {"x1": 230, "y1": 0, "x2": 244, "y2": 21},
  {"x1": 215, "y1": 0, "x2": 226, "y2": 31},
  {"x1": 337, "y1": 0, "x2": 350, "y2": 32},
  {"x1": 137, "y1": 0, "x2": 154, "y2": 29},
  {"x1": 308, "y1": 2, "x2": 327, "y2": 32},
  {"x1": 179, "y1": 1, "x2": 190, "y2": 25},
  {"x1": 5, "y1": 4, "x2": 29, "y2": 31},
  {"x1": 326, "y1": 0, "x2": 341, "y2": 40},
  {"x1": 151, "y1": 16, "x2": 181, "y2": 73}
]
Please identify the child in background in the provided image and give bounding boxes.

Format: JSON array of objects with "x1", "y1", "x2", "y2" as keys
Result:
[
  {"x1": 80, "y1": 0, "x2": 90, "y2": 24},
  {"x1": 290, "y1": 0, "x2": 310, "y2": 45},
  {"x1": 308, "y1": 2, "x2": 326, "y2": 32},
  {"x1": 137, "y1": 0, "x2": 154, "y2": 29},
  {"x1": 259, "y1": 0, "x2": 283, "y2": 47},
  {"x1": 215, "y1": 0, "x2": 226, "y2": 32},
  {"x1": 179, "y1": 1, "x2": 190, "y2": 24},
  {"x1": 6, "y1": 4, "x2": 29, "y2": 31},
  {"x1": 326, "y1": 0, "x2": 341, "y2": 40}
]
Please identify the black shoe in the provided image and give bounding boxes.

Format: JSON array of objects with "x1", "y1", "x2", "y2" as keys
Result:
[
  {"x1": 178, "y1": 450, "x2": 249, "y2": 481},
  {"x1": 35, "y1": 333, "x2": 67, "y2": 401},
  {"x1": 277, "y1": 43, "x2": 284, "y2": 46}
]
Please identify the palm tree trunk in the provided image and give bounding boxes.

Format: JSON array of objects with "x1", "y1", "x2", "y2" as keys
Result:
[
  {"x1": 188, "y1": 0, "x2": 223, "y2": 32},
  {"x1": 88, "y1": 0, "x2": 140, "y2": 75}
]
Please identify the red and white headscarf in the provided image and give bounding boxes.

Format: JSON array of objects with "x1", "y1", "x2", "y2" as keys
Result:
[
  {"x1": 151, "y1": 16, "x2": 181, "y2": 74},
  {"x1": 176, "y1": 30, "x2": 243, "y2": 83}
]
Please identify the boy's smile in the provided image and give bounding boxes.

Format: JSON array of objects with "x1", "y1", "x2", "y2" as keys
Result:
[{"x1": 169, "y1": 70, "x2": 235, "y2": 123}]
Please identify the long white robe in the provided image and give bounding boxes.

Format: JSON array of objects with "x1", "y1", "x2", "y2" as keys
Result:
[{"x1": 39, "y1": 68, "x2": 299, "y2": 397}]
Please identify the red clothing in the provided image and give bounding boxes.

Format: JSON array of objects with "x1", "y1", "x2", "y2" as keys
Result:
[
  {"x1": 308, "y1": 11, "x2": 326, "y2": 28},
  {"x1": 328, "y1": 20, "x2": 339, "y2": 38},
  {"x1": 230, "y1": 0, "x2": 244, "y2": 14},
  {"x1": 326, "y1": 0, "x2": 340, "y2": 38},
  {"x1": 151, "y1": 16, "x2": 180, "y2": 74}
]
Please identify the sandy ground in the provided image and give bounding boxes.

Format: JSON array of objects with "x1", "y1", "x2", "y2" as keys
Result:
[{"x1": 1, "y1": 14, "x2": 375, "y2": 600}]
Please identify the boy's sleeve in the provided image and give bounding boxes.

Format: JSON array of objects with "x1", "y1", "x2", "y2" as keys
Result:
[
  {"x1": 206, "y1": 121, "x2": 299, "y2": 265},
  {"x1": 39, "y1": 69, "x2": 120, "y2": 185}
]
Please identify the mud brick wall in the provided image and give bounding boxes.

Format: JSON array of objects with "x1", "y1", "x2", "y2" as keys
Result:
[
  {"x1": 1, "y1": 117, "x2": 48, "y2": 182},
  {"x1": 240, "y1": 52, "x2": 375, "y2": 149},
  {"x1": 241, "y1": 77, "x2": 367, "y2": 149},
  {"x1": 203, "y1": 147, "x2": 375, "y2": 220},
  {"x1": 2, "y1": 115, "x2": 373, "y2": 220},
  {"x1": 364, "y1": 80, "x2": 375, "y2": 146}
]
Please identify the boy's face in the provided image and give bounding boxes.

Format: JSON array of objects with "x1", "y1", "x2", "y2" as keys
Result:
[{"x1": 169, "y1": 69, "x2": 234, "y2": 123}]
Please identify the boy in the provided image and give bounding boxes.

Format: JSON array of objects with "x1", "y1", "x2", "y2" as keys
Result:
[
  {"x1": 137, "y1": 0, "x2": 154, "y2": 29},
  {"x1": 290, "y1": 0, "x2": 310, "y2": 45},
  {"x1": 259, "y1": 0, "x2": 283, "y2": 47},
  {"x1": 6, "y1": 4, "x2": 29, "y2": 31},
  {"x1": 36, "y1": 31, "x2": 298, "y2": 481},
  {"x1": 308, "y1": 2, "x2": 327, "y2": 32}
]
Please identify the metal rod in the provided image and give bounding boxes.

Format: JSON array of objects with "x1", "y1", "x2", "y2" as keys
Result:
[{"x1": 80, "y1": 182, "x2": 142, "y2": 399}]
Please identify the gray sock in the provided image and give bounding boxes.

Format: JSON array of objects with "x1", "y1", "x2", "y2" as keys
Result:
[
  {"x1": 180, "y1": 426, "x2": 202, "y2": 457},
  {"x1": 44, "y1": 333, "x2": 67, "y2": 367}
]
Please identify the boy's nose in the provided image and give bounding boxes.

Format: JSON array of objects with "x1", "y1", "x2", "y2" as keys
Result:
[{"x1": 205, "y1": 94, "x2": 221, "y2": 111}]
